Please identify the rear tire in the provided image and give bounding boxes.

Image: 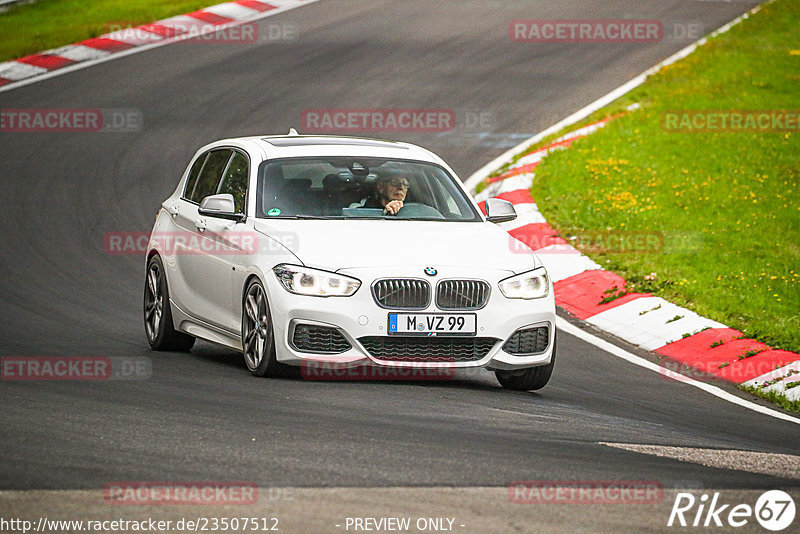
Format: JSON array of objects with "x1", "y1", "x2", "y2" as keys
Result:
[
  {"x1": 495, "y1": 333, "x2": 556, "y2": 391},
  {"x1": 144, "y1": 255, "x2": 195, "y2": 351}
]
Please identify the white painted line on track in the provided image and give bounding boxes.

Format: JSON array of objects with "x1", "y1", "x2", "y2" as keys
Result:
[{"x1": 557, "y1": 317, "x2": 800, "y2": 426}]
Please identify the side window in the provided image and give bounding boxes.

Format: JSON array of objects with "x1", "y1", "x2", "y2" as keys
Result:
[
  {"x1": 217, "y1": 151, "x2": 248, "y2": 214},
  {"x1": 183, "y1": 152, "x2": 208, "y2": 200},
  {"x1": 189, "y1": 149, "x2": 233, "y2": 204}
]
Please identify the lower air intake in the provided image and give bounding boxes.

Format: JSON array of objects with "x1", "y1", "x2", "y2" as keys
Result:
[
  {"x1": 502, "y1": 326, "x2": 549, "y2": 355},
  {"x1": 358, "y1": 336, "x2": 499, "y2": 362}
]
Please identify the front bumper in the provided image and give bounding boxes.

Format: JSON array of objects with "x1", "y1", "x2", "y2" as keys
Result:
[{"x1": 265, "y1": 265, "x2": 556, "y2": 371}]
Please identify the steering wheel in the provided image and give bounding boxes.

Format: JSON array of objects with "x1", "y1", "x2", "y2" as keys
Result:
[{"x1": 395, "y1": 202, "x2": 445, "y2": 219}]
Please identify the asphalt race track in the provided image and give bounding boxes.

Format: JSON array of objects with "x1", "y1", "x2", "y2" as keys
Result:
[{"x1": 1, "y1": 1, "x2": 797, "y2": 531}]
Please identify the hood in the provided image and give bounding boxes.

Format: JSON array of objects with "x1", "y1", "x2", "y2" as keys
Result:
[{"x1": 252, "y1": 219, "x2": 539, "y2": 273}]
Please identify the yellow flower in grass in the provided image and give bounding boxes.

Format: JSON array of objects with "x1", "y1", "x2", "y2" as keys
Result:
[{"x1": 605, "y1": 191, "x2": 638, "y2": 210}]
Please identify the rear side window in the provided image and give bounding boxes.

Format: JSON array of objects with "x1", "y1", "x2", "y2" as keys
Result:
[
  {"x1": 183, "y1": 153, "x2": 208, "y2": 201},
  {"x1": 188, "y1": 149, "x2": 232, "y2": 204},
  {"x1": 217, "y1": 151, "x2": 249, "y2": 213}
]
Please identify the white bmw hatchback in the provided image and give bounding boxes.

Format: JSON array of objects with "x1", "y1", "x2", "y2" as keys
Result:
[{"x1": 144, "y1": 133, "x2": 556, "y2": 390}]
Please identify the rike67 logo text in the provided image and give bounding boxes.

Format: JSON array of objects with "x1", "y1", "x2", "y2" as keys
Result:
[{"x1": 668, "y1": 490, "x2": 795, "y2": 531}]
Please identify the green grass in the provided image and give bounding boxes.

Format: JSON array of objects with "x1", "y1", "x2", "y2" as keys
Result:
[
  {"x1": 0, "y1": 0, "x2": 214, "y2": 62},
  {"x1": 741, "y1": 385, "x2": 800, "y2": 414},
  {"x1": 530, "y1": 0, "x2": 800, "y2": 353}
]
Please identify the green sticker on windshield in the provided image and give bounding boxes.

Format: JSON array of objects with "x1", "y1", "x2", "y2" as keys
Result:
[{"x1": 267, "y1": 208, "x2": 281, "y2": 216}]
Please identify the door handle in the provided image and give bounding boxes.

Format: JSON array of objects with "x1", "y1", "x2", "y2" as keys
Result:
[
  {"x1": 166, "y1": 202, "x2": 179, "y2": 217},
  {"x1": 195, "y1": 218, "x2": 207, "y2": 232}
]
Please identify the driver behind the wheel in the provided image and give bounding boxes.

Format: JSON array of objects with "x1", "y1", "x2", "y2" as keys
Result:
[{"x1": 363, "y1": 174, "x2": 410, "y2": 215}]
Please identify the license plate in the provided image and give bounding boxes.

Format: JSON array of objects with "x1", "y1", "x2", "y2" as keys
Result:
[{"x1": 388, "y1": 313, "x2": 476, "y2": 336}]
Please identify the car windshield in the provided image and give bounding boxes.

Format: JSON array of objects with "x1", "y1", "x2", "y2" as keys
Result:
[{"x1": 255, "y1": 157, "x2": 481, "y2": 221}]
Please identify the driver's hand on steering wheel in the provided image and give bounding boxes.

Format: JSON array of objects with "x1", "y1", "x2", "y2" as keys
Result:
[{"x1": 384, "y1": 200, "x2": 403, "y2": 215}]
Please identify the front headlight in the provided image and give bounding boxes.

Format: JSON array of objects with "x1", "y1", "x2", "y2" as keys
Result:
[
  {"x1": 273, "y1": 264, "x2": 361, "y2": 297},
  {"x1": 498, "y1": 267, "x2": 549, "y2": 299}
]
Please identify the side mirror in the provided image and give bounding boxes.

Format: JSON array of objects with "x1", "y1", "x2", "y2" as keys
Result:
[
  {"x1": 199, "y1": 193, "x2": 244, "y2": 221},
  {"x1": 485, "y1": 198, "x2": 517, "y2": 223}
]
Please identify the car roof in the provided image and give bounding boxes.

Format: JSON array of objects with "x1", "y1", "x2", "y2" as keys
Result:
[{"x1": 210, "y1": 134, "x2": 442, "y2": 163}]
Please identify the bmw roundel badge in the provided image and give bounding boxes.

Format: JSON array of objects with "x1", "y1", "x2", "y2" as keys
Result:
[{"x1": 424, "y1": 267, "x2": 437, "y2": 276}]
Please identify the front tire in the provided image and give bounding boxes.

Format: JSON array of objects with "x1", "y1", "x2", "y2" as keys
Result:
[
  {"x1": 495, "y1": 334, "x2": 556, "y2": 391},
  {"x1": 242, "y1": 278, "x2": 295, "y2": 378},
  {"x1": 144, "y1": 255, "x2": 195, "y2": 351}
]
